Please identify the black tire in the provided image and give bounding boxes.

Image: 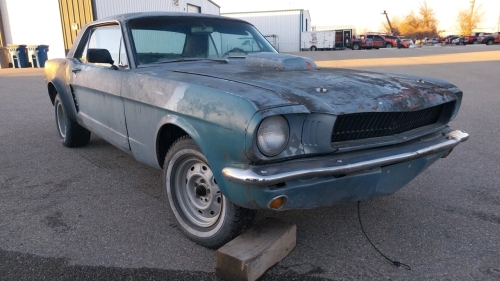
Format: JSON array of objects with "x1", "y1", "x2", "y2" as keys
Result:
[
  {"x1": 473, "y1": 40, "x2": 477, "y2": 44},
  {"x1": 385, "y1": 43, "x2": 392, "y2": 48},
  {"x1": 310, "y1": 46, "x2": 317, "y2": 51},
  {"x1": 54, "y1": 94, "x2": 90, "y2": 147},
  {"x1": 486, "y1": 40, "x2": 493, "y2": 45},
  {"x1": 352, "y1": 44, "x2": 360, "y2": 50},
  {"x1": 163, "y1": 136, "x2": 256, "y2": 249}
]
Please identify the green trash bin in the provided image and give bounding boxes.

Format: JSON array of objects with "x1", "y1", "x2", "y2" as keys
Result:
[{"x1": 0, "y1": 47, "x2": 10, "y2": 68}]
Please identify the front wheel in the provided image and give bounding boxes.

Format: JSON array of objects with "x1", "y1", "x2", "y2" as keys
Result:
[
  {"x1": 486, "y1": 40, "x2": 493, "y2": 45},
  {"x1": 310, "y1": 46, "x2": 317, "y2": 51},
  {"x1": 385, "y1": 43, "x2": 392, "y2": 48},
  {"x1": 352, "y1": 44, "x2": 360, "y2": 50},
  {"x1": 163, "y1": 136, "x2": 256, "y2": 249},
  {"x1": 54, "y1": 94, "x2": 90, "y2": 147}
]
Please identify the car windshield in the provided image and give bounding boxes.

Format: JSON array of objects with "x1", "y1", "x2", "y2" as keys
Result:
[{"x1": 128, "y1": 17, "x2": 277, "y2": 65}]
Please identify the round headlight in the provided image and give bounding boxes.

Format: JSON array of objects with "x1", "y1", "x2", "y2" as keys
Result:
[{"x1": 257, "y1": 115, "x2": 289, "y2": 157}]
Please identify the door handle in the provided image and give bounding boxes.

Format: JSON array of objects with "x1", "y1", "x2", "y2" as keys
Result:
[{"x1": 71, "y1": 68, "x2": 81, "y2": 74}]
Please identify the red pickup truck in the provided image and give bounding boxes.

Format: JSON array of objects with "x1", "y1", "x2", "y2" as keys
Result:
[{"x1": 463, "y1": 35, "x2": 478, "y2": 45}]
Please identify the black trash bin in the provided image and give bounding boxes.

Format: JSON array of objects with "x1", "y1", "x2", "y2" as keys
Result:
[
  {"x1": 8, "y1": 45, "x2": 29, "y2": 68},
  {"x1": 27, "y1": 45, "x2": 49, "y2": 68}
]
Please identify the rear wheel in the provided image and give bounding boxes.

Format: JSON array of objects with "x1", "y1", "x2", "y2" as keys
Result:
[
  {"x1": 163, "y1": 136, "x2": 256, "y2": 249},
  {"x1": 352, "y1": 44, "x2": 360, "y2": 50},
  {"x1": 54, "y1": 94, "x2": 90, "y2": 147},
  {"x1": 486, "y1": 40, "x2": 493, "y2": 45},
  {"x1": 310, "y1": 46, "x2": 317, "y2": 51},
  {"x1": 385, "y1": 43, "x2": 392, "y2": 48}
]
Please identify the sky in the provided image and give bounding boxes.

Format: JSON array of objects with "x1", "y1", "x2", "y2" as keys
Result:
[{"x1": 214, "y1": 0, "x2": 500, "y2": 34}]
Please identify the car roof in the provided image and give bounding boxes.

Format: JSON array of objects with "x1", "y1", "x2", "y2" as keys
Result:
[{"x1": 91, "y1": 12, "x2": 248, "y2": 25}]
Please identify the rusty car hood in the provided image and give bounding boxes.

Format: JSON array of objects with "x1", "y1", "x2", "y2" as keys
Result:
[{"x1": 134, "y1": 57, "x2": 461, "y2": 115}]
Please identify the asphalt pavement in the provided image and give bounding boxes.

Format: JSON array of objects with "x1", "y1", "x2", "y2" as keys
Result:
[{"x1": 1, "y1": 45, "x2": 499, "y2": 280}]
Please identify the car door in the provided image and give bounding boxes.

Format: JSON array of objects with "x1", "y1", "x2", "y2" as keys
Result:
[
  {"x1": 373, "y1": 35, "x2": 385, "y2": 48},
  {"x1": 69, "y1": 24, "x2": 130, "y2": 152}
]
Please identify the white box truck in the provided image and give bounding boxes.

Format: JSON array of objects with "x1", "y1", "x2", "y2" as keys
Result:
[{"x1": 301, "y1": 31, "x2": 336, "y2": 51}]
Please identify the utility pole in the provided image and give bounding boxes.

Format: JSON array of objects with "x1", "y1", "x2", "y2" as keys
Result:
[
  {"x1": 381, "y1": 10, "x2": 394, "y2": 35},
  {"x1": 468, "y1": 0, "x2": 475, "y2": 35}
]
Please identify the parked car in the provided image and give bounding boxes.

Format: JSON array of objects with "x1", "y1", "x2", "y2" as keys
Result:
[
  {"x1": 380, "y1": 35, "x2": 400, "y2": 48},
  {"x1": 350, "y1": 34, "x2": 386, "y2": 50},
  {"x1": 44, "y1": 12, "x2": 469, "y2": 248},
  {"x1": 439, "y1": 35, "x2": 456, "y2": 44},
  {"x1": 423, "y1": 37, "x2": 438, "y2": 45},
  {"x1": 452, "y1": 37, "x2": 465, "y2": 45},
  {"x1": 463, "y1": 35, "x2": 478, "y2": 45},
  {"x1": 444, "y1": 36, "x2": 457, "y2": 45},
  {"x1": 478, "y1": 32, "x2": 500, "y2": 45},
  {"x1": 401, "y1": 39, "x2": 416, "y2": 48}
]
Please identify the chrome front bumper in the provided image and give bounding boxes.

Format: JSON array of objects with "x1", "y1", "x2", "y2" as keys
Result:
[{"x1": 222, "y1": 130, "x2": 469, "y2": 186}]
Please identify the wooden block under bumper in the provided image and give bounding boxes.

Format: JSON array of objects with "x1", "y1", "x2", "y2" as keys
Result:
[{"x1": 216, "y1": 217, "x2": 297, "y2": 281}]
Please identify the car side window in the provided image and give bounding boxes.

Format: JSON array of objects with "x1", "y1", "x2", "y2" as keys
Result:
[{"x1": 77, "y1": 25, "x2": 125, "y2": 67}]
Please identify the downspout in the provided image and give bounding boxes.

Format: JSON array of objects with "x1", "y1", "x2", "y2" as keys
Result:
[
  {"x1": 299, "y1": 10, "x2": 303, "y2": 52},
  {"x1": 91, "y1": 0, "x2": 97, "y2": 20},
  {"x1": 0, "y1": 6, "x2": 6, "y2": 47}
]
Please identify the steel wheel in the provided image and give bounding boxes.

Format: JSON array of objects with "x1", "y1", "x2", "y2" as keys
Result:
[
  {"x1": 164, "y1": 136, "x2": 256, "y2": 248},
  {"x1": 53, "y1": 94, "x2": 90, "y2": 147},
  {"x1": 56, "y1": 101, "x2": 67, "y2": 138},
  {"x1": 173, "y1": 155, "x2": 223, "y2": 228}
]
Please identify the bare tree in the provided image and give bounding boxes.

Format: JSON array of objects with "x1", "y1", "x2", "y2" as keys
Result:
[
  {"x1": 379, "y1": 1, "x2": 439, "y2": 39},
  {"x1": 456, "y1": 0, "x2": 484, "y2": 36}
]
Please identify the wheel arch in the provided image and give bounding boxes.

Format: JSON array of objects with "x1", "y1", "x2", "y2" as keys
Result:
[
  {"x1": 156, "y1": 122, "x2": 190, "y2": 169},
  {"x1": 47, "y1": 78, "x2": 78, "y2": 121}
]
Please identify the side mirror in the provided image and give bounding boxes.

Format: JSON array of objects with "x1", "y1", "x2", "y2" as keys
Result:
[{"x1": 87, "y1": 48, "x2": 114, "y2": 65}]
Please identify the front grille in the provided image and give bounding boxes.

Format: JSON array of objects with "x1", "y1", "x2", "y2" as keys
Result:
[{"x1": 331, "y1": 103, "x2": 452, "y2": 143}]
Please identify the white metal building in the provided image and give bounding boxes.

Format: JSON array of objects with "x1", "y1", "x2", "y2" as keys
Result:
[
  {"x1": 93, "y1": 0, "x2": 220, "y2": 19},
  {"x1": 222, "y1": 9, "x2": 311, "y2": 52},
  {"x1": 0, "y1": 0, "x2": 220, "y2": 60}
]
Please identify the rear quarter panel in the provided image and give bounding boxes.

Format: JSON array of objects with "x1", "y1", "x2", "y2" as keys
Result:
[{"x1": 44, "y1": 58, "x2": 78, "y2": 121}]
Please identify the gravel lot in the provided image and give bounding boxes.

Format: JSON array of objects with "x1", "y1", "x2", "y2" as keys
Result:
[{"x1": 1, "y1": 45, "x2": 499, "y2": 280}]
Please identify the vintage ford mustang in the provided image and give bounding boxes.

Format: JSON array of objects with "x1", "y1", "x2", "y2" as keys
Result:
[{"x1": 44, "y1": 12, "x2": 468, "y2": 248}]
